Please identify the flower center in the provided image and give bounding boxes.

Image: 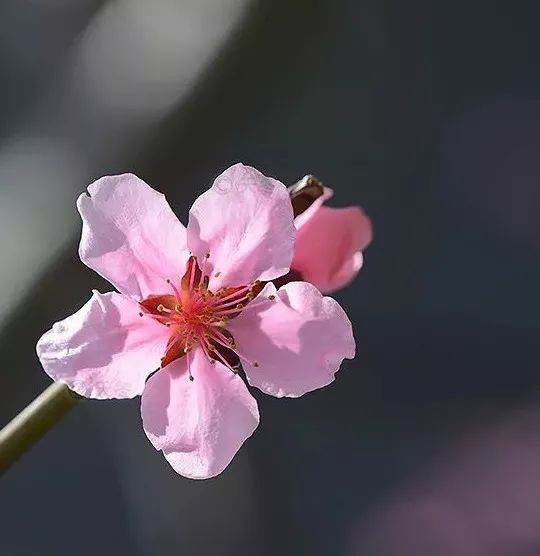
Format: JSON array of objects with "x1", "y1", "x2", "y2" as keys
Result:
[{"x1": 139, "y1": 255, "x2": 263, "y2": 380}]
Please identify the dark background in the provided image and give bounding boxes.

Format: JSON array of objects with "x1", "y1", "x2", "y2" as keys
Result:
[{"x1": 1, "y1": 1, "x2": 540, "y2": 554}]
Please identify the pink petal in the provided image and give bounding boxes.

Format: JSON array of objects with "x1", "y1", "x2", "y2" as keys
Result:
[
  {"x1": 77, "y1": 174, "x2": 189, "y2": 299},
  {"x1": 141, "y1": 348, "x2": 259, "y2": 479},
  {"x1": 228, "y1": 282, "x2": 355, "y2": 398},
  {"x1": 36, "y1": 291, "x2": 169, "y2": 399},
  {"x1": 292, "y1": 205, "x2": 372, "y2": 293},
  {"x1": 187, "y1": 163, "x2": 295, "y2": 290},
  {"x1": 293, "y1": 186, "x2": 334, "y2": 230}
]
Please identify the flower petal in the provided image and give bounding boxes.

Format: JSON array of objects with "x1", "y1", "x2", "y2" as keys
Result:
[
  {"x1": 187, "y1": 163, "x2": 295, "y2": 290},
  {"x1": 141, "y1": 348, "x2": 259, "y2": 479},
  {"x1": 293, "y1": 186, "x2": 334, "y2": 229},
  {"x1": 36, "y1": 291, "x2": 169, "y2": 399},
  {"x1": 77, "y1": 174, "x2": 189, "y2": 299},
  {"x1": 292, "y1": 205, "x2": 372, "y2": 293},
  {"x1": 228, "y1": 282, "x2": 355, "y2": 398}
]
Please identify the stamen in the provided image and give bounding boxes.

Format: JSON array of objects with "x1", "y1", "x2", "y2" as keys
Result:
[
  {"x1": 208, "y1": 344, "x2": 239, "y2": 375},
  {"x1": 157, "y1": 304, "x2": 175, "y2": 314},
  {"x1": 212, "y1": 306, "x2": 248, "y2": 317},
  {"x1": 185, "y1": 348, "x2": 194, "y2": 381},
  {"x1": 210, "y1": 284, "x2": 252, "y2": 306},
  {"x1": 189, "y1": 290, "x2": 204, "y2": 311},
  {"x1": 199, "y1": 335, "x2": 237, "y2": 374},
  {"x1": 189, "y1": 258, "x2": 197, "y2": 291},
  {"x1": 208, "y1": 328, "x2": 259, "y2": 369},
  {"x1": 149, "y1": 313, "x2": 176, "y2": 326},
  {"x1": 166, "y1": 279, "x2": 182, "y2": 303},
  {"x1": 199, "y1": 340, "x2": 216, "y2": 365},
  {"x1": 212, "y1": 291, "x2": 254, "y2": 313},
  {"x1": 209, "y1": 281, "x2": 263, "y2": 312},
  {"x1": 146, "y1": 258, "x2": 265, "y2": 370}
]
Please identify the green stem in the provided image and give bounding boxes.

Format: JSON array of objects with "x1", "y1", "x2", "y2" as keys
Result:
[{"x1": 0, "y1": 383, "x2": 80, "y2": 475}]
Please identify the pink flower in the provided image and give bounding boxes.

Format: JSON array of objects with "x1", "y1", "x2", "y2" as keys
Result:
[
  {"x1": 36, "y1": 164, "x2": 355, "y2": 479},
  {"x1": 288, "y1": 176, "x2": 372, "y2": 293}
]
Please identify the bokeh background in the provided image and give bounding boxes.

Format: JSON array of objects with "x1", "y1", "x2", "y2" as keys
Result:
[{"x1": 1, "y1": 1, "x2": 540, "y2": 554}]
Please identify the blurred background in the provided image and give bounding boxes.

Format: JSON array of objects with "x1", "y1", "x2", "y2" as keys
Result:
[{"x1": 1, "y1": 1, "x2": 540, "y2": 554}]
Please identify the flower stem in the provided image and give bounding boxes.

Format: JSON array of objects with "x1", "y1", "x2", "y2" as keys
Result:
[{"x1": 0, "y1": 383, "x2": 80, "y2": 475}]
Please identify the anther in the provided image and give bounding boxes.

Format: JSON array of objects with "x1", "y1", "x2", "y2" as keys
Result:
[
  {"x1": 205, "y1": 252, "x2": 210, "y2": 259},
  {"x1": 214, "y1": 272, "x2": 221, "y2": 278},
  {"x1": 235, "y1": 303, "x2": 244, "y2": 309},
  {"x1": 268, "y1": 295, "x2": 276, "y2": 300},
  {"x1": 253, "y1": 361, "x2": 260, "y2": 367},
  {"x1": 157, "y1": 304, "x2": 165, "y2": 312},
  {"x1": 139, "y1": 312, "x2": 144, "y2": 317}
]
